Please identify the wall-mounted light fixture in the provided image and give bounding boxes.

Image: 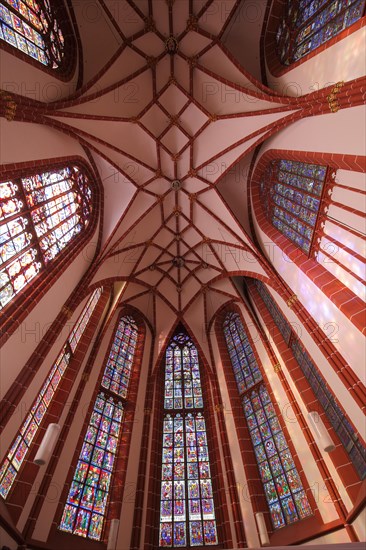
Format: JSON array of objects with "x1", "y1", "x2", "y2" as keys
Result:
[
  {"x1": 255, "y1": 512, "x2": 269, "y2": 546},
  {"x1": 33, "y1": 423, "x2": 61, "y2": 466}
]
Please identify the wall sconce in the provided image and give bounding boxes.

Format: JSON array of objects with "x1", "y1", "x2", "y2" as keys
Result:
[
  {"x1": 107, "y1": 519, "x2": 120, "y2": 550},
  {"x1": 33, "y1": 423, "x2": 61, "y2": 466},
  {"x1": 255, "y1": 512, "x2": 269, "y2": 546},
  {"x1": 308, "y1": 411, "x2": 335, "y2": 452}
]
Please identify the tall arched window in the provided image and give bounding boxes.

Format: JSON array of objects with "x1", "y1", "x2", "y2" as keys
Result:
[
  {"x1": 159, "y1": 332, "x2": 219, "y2": 547},
  {"x1": 256, "y1": 152, "x2": 365, "y2": 306},
  {"x1": 260, "y1": 159, "x2": 328, "y2": 255},
  {"x1": 276, "y1": 1, "x2": 366, "y2": 65},
  {"x1": 0, "y1": 163, "x2": 93, "y2": 313},
  {"x1": 252, "y1": 279, "x2": 366, "y2": 480},
  {"x1": 0, "y1": 0, "x2": 72, "y2": 72},
  {"x1": 0, "y1": 287, "x2": 103, "y2": 499},
  {"x1": 59, "y1": 315, "x2": 139, "y2": 541},
  {"x1": 223, "y1": 312, "x2": 312, "y2": 529}
]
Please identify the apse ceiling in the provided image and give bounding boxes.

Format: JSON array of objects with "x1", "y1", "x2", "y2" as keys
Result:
[{"x1": 14, "y1": 0, "x2": 313, "y2": 339}]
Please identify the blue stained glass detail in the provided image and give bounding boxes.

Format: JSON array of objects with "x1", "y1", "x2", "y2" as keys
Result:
[
  {"x1": 159, "y1": 332, "x2": 218, "y2": 546},
  {"x1": 223, "y1": 311, "x2": 312, "y2": 529},
  {"x1": 0, "y1": 0, "x2": 67, "y2": 69},
  {"x1": 260, "y1": 159, "x2": 327, "y2": 255},
  {"x1": 59, "y1": 394, "x2": 123, "y2": 540},
  {"x1": 101, "y1": 315, "x2": 138, "y2": 398},
  {"x1": 252, "y1": 278, "x2": 366, "y2": 481},
  {"x1": 276, "y1": 0, "x2": 365, "y2": 65}
]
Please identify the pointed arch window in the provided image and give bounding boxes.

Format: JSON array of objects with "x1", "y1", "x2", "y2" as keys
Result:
[
  {"x1": 0, "y1": 0, "x2": 72, "y2": 72},
  {"x1": 0, "y1": 287, "x2": 103, "y2": 499},
  {"x1": 252, "y1": 279, "x2": 366, "y2": 480},
  {"x1": 276, "y1": 1, "x2": 366, "y2": 65},
  {"x1": 0, "y1": 163, "x2": 93, "y2": 313},
  {"x1": 159, "y1": 332, "x2": 218, "y2": 547},
  {"x1": 260, "y1": 159, "x2": 328, "y2": 255},
  {"x1": 223, "y1": 312, "x2": 312, "y2": 529},
  {"x1": 59, "y1": 315, "x2": 139, "y2": 541}
]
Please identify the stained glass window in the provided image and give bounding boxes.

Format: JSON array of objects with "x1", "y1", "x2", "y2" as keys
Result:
[
  {"x1": 223, "y1": 312, "x2": 312, "y2": 529},
  {"x1": 69, "y1": 288, "x2": 102, "y2": 353},
  {"x1": 0, "y1": 0, "x2": 67, "y2": 69},
  {"x1": 260, "y1": 159, "x2": 327, "y2": 255},
  {"x1": 159, "y1": 332, "x2": 218, "y2": 547},
  {"x1": 252, "y1": 279, "x2": 366, "y2": 480},
  {"x1": 276, "y1": 1, "x2": 366, "y2": 65},
  {"x1": 59, "y1": 393, "x2": 123, "y2": 540},
  {"x1": 0, "y1": 288, "x2": 102, "y2": 499},
  {"x1": 59, "y1": 314, "x2": 139, "y2": 541},
  {"x1": 0, "y1": 165, "x2": 92, "y2": 311},
  {"x1": 164, "y1": 333, "x2": 203, "y2": 410},
  {"x1": 101, "y1": 316, "x2": 138, "y2": 399}
]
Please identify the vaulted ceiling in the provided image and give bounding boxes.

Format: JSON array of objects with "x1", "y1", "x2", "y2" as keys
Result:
[{"x1": 10, "y1": 0, "x2": 317, "y2": 341}]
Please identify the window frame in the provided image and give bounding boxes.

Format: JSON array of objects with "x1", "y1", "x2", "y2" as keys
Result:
[
  {"x1": 147, "y1": 327, "x2": 227, "y2": 550},
  {"x1": 55, "y1": 308, "x2": 146, "y2": 546},
  {"x1": 158, "y1": 332, "x2": 219, "y2": 548},
  {"x1": 0, "y1": 0, "x2": 76, "y2": 81},
  {"x1": 0, "y1": 286, "x2": 104, "y2": 501},
  {"x1": 264, "y1": 0, "x2": 366, "y2": 76},
  {"x1": 0, "y1": 157, "x2": 99, "y2": 345},
  {"x1": 222, "y1": 310, "x2": 313, "y2": 530},
  {"x1": 214, "y1": 303, "x2": 320, "y2": 545},
  {"x1": 259, "y1": 158, "x2": 332, "y2": 257}
]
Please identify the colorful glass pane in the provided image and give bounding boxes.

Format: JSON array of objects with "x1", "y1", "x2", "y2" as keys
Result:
[
  {"x1": 101, "y1": 315, "x2": 138, "y2": 398},
  {"x1": 0, "y1": 287, "x2": 102, "y2": 499},
  {"x1": 260, "y1": 159, "x2": 327, "y2": 255},
  {"x1": 0, "y1": 0, "x2": 67, "y2": 69},
  {"x1": 59, "y1": 393, "x2": 123, "y2": 540},
  {"x1": 276, "y1": 0, "x2": 366, "y2": 65},
  {"x1": 223, "y1": 311, "x2": 312, "y2": 528},
  {"x1": 159, "y1": 413, "x2": 218, "y2": 547},
  {"x1": 159, "y1": 331, "x2": 218, "y2": 546},
  {"x1": 164, "y1": 333, "x2": 204, "y2": 410},
  {"x1": 69, "y1": 288, "x2": 102, "y2": 352},
  {"x1": 0, "y1": 165, "x2": 93, "y2": 311},
  {"x1": 0, "y1": 350, "x2": 70, "y2": 498},
  {"x1": 253, "y1": 278, "x2": 366, "y2": 480},
  {"x1": 223, "y1": 312, "x2": 263, "y2": 393}
]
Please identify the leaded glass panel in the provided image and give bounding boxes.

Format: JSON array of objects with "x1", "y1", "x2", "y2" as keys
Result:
[
  {"x1": 59, "y1": 394, "x2": 123, "y2": 540},
  {"x1": 223, "y1": 310, "x2": 312, "y2": 529},
  {"x1": 0, "y1": 165, "x2": 92, "y2": 311},
  {"x1": 252, "y1": 278, "x2": 366, "y2": 480},
  {"x1": 260, "y1": 159, "x2": 327, "y2": 255},
  {"x1": 0, "y1": 0, "x2": 67, "y2": 69},
  {"x1": 164, "y1": 333, "x2": 203, "y2": 410},
  {"x1": 69, "y1": 288, "x2": 103, "y2": 352},
  {"x1": 244, "y1": 386, "x2": 312, "y2": 527},
  {"x1": 101, "y1": 315, "x2": 138, "y2": 399},
  {"x1": 0, "y1": 350, "x2": 70, "y2": 498},
  {"x1": 276, "y1": 1, "x2": 366, "y2": 65},
  {"x1": 159, "y1": 332, "x2": 218, "y2": 547},
  {"x1": 0, "y1": 287, "x2": 102, "y2": 499}
]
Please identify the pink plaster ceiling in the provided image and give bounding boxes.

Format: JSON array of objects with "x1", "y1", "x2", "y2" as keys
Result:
[{"x1": 22, "y1": 0, "x2": 312, "y2": 332}]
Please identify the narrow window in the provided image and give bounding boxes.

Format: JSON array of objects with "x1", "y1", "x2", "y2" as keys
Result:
[
  {"x1": 0, "y1": 0, "x2": 70, "y2": 71},
  {"x1": 0, "y1": 288, "x2": 103, "y2": 499},
  {"x1": 253, "y1": 279, "x2": 366, "y2": 480},
  {"x1": 223, "y1": 312, "x2": 312, "y2": 529},
  {"x1": 159, "y1": 332, "x2": 218, "y2": 547},
  {"x1": 0, "y1": 164, "x2": 93, "y2": 312},
  {"x1": 276, "y1": 1, "x2": 366, "y2": 65},
  {"x1": 59, "y1": 315, "x2": 139, "y2": 540}
]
